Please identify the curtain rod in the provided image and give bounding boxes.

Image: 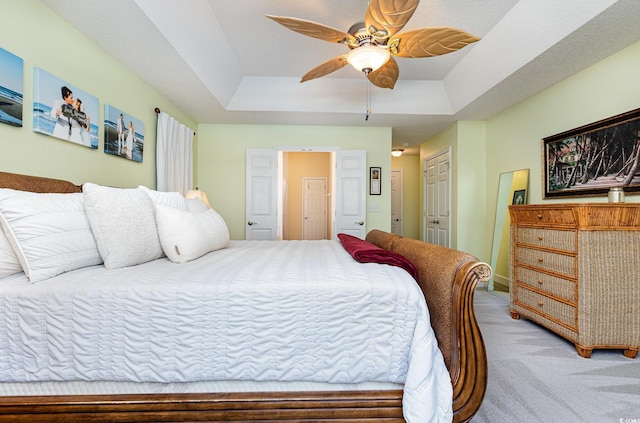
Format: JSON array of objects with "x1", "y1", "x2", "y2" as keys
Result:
[{"x1": 154, "y1": 107, "x2": 195, "y2": 136}]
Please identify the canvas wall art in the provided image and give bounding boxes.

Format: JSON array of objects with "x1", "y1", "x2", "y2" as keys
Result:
[
  {"x1": 104, "y1": 104, "x2": 144, "y2": 162},
  {"x1": 543, "y1": 107, "x2": 640, "y2": 198},
  {"x1": 33, "y1": 68, "x2": 98, "y2": 149},
  {"x1": 0, "y1": 47, "x2": 23, "y2": 127}
]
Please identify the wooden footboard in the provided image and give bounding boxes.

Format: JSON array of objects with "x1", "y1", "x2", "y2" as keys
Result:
[
  {"x1": 0, "y1": 172, "x2": 491, "y2": 422},
  {"x1": 368, "y1": 230, "x2": 491, "y2": 422}
]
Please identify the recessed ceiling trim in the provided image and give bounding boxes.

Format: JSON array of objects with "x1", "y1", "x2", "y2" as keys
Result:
[
  {"x1": 134, "y1": 0, "x2": 244, "y2": 107},
  {"x1": 443, "y1": 0, "x2": 620, "y2": 113},
  {"x1": 228, "y1": 77, "x2": 452, "y2": 115}
]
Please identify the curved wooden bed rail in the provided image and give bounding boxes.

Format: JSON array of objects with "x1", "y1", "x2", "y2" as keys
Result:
[
  {"x1": 380, "y1": 233, "x2": 490, "y2": 423},
  {"x1": 451, "y1": 261, "x2": 491, "y2": 422},
  {"x1": 0, "y1": 172, "x2": 491, "y2": 422}
]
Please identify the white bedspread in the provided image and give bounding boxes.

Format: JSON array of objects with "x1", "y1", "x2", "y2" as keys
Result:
[{"x1": 0, "y1": 240, "x2": 452, "y2": 422}]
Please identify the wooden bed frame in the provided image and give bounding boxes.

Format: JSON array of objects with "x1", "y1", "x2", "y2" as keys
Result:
[{"x1": 0, "y1": 171, "x2": 491, "y2": 422}]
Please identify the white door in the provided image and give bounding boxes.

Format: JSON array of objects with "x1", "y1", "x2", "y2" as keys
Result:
[
  {"x1": 423, "y1": 149, "x2": 451, "y2": 247},
  {"x1": 246, "y1": 149, "x2": 278, "y2": 240},
  {"x1": 390, "y1": 169, "x2": 402, "y2": 235},
  {"x1": 334, "y1": 150, "x2": 367, "y2": 239},
  {"x1": 303, "y1": 177, "x2": 327, "y2": 240}
]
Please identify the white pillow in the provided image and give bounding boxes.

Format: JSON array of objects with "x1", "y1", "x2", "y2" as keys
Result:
[
  {"x1": 155, "y1": 204, "x2": 229, "y2": 263},
  {"x1": 83, "y1": 183, "x2": 163, "y2": 269},
  {"x1": 0, "y1": 224, "x2": 22, "y2": 279},
  {"x1": 138, "y1": 185, "x2": 188, "y2": 210},
  {"x1": 0, "y1": 189, "x2": 102, "y2": 282},
  {"x1": 186, "y1": 197, "x2": 209, "y2": 213}
]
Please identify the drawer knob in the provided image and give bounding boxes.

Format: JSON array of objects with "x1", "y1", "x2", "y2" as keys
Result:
[
  {"x1": 537, "y1": 214, "x2": 543, "y2": 219},
  {"x1": 538, "y1": 280, "x2": 544, "y2": 285},
  {"x1": 538, "y1": 301, "x2": 544, "y2": 307},
  {"x1": 537, "y1": 258, "x2": 544, "y2": 263},
  {"x1": 538, "y1": 236, "x2": 543, "y2": 241}
]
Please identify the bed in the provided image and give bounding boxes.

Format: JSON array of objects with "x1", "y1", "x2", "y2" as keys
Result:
[{"x1": 0, "y1": 171, "x2": 491, "y2": 422}]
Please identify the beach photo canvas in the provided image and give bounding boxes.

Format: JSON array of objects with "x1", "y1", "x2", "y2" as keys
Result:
[
  {"x1": 33, "y1": 67, "x2": 98, "y2": 149},
  {"x1": 0, "y1": 47, "x2": 23, "y2": 127},
  {"x1": 104, "y1": 104, "x2": 144, "y2": 162}
]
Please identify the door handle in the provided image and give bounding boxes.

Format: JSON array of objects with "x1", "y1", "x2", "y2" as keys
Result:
[
  {"x1": 356, "y1": 221, "x2": 364, "y2": 226},
  {"x1": 429, "y1": 219, "x2": 440, "y2": 224},
  {"x1": 394, "y1": 218, "x2": 400, "y2": 222},
  {"x1": 247, "y1": 221, "x2": 257, "y2": 226}
]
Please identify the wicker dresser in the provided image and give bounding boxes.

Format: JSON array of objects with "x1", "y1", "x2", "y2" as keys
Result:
[{"x1": 509, "y1": 203, "x2": 640, "y2": 358}]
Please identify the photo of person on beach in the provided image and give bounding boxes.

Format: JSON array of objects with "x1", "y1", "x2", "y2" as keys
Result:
[
  {"x1": 33, "y1": 67, "x2": 98, "y2": 149},
  {"x1": 0, "y1": 47, "x2": 23, "y2": 128},
  {"x1": 104, "y1": 104, "x2": 145, "y2": 162}
]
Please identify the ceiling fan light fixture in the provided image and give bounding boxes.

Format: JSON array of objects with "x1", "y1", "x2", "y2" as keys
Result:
[
  {"x1": 391, "y1": 148, "x2": 404, "y2": 157},
  {"x1": 346, "y1": 44, "x2": 390, "y2": 73}
]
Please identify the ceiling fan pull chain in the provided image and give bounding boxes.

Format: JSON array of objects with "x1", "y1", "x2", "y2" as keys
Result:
[{"x1": 365, "y1": 81, "x2": 372, "y2": 121}]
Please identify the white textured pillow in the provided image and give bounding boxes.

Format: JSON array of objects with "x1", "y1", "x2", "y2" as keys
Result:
[
  {"x1": 83, "y1": 183, "x2": 163, "y2": 269},
  {"x1": 0, "y1": 224, "x2": 22, "y2": 278},
  {"x1": 155, "y1": 204, "x2": 229, "y2": 263},
  {"x1": 0, "y1": 189, "x2": 102, "y2": 282},
  {"x1": 138, "y1": 185, "x2": 188, "y2": 210}
]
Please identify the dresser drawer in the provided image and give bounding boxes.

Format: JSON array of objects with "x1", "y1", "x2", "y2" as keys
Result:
[
  {"x1": 510, "y1": 207, "x2": 577, "y2": 226},
  {"x1": 514, "y1": 267, "x2": 576, "y2": 302},
  {"x1": 516, "y1": 247, "x2": 576, "y2": 277},
  {"x1": 516, "y1": 227, "x2": 576, "y2": 252},
  {"x1": 515, "y1": 287, "x2": 576, "y2": 329}
]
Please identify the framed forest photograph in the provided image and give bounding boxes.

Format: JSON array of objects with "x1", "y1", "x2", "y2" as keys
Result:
[{"x1": 543, "y1": 107, "x2": 640, "y2": 198}]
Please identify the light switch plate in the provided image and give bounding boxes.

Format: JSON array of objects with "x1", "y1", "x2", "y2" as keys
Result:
[{"x1": 368, "y1": 203, "x2": 380, "y2": 212}]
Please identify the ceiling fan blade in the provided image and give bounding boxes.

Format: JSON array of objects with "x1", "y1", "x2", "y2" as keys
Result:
[
  {"x1": 364, "y1": 0, "x2": 419, "y2": 39},
  {"x1": 389, "y1": 27, "x2": 480, "y2": 58},
  {"x1": 266, "y1": 15, "x2": 356, "y2": 45},
  {"x1": 367, "y1": 57, "x2": 399, "y2": 89},
  {"x1": 300, "y1": 55, "x2": 349, "y2": 83}
]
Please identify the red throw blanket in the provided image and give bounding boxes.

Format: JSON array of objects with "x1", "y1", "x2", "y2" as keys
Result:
[{"x1": 338, "y1": 233, "x2": 419, "y2": 281}]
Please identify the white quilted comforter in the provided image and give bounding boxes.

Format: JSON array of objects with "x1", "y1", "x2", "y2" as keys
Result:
[{"x1": 0, "y1": 240, "x2": 453, "y2": 422}]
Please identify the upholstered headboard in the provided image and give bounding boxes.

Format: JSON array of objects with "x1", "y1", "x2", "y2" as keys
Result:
[{"x1": 0, "y1": 171, "x2": 82, "y2": 193}]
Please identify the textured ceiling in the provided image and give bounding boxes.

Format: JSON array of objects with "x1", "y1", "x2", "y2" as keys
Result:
[{"x1": 41, "y1": 0, "x2": 640, "y2": 154}]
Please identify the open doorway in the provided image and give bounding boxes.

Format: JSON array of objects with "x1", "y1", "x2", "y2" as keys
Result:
[{"x1": 282, "y1": 152, "x2": 333, "y2": 240}]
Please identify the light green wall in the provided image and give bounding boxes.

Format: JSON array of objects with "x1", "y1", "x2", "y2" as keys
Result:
[
  {"x1": 196, "y1": 124, "x2": 392, "y2": 240},
  {"x1": 0, "y1": 0, "x2": 196, "y2": 188},
  {"x1": 391, "y1": 155, "x2": 420, "y2": 239},
  {"x1": 423, "y1": 39, "x2": 640, "y2": 263},
  {"x1": 456, "y1": 121, "x2": 487, "y2": 258},
  {"x1": 483, "y1": 39, "x2": 640, "y2": 260}
]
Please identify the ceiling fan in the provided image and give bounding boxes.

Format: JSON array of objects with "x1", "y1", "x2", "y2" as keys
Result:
[{"x1": 267, "y1": 0, "x2": 480, "y2": 89}]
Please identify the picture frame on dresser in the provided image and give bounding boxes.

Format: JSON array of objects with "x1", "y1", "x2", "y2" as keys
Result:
[
  {"x1": 542, "y1": 107, "x2": 640, "y2": 198},
  {"x1": 512, "y1": 189, "x2": 526, "y2": 205}
]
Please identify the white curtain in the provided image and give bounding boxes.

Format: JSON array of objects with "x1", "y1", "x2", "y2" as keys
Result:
[{"x1": 156, "y1": 112, "x2": 194, "y2": 195}]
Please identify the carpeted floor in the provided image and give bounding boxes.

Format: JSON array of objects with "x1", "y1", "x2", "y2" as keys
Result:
[{"x1": 472, "y1": 286, "x2": 640, "y2": 423}]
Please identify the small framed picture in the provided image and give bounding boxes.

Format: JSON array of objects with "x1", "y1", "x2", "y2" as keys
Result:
[
  {"x1": 512, "y1": 189, "x2": 526, "y2": 205},
  {"x1": 104, "y1": 104, "x2": 145, "y2": 162},
  {"x1": 370, "y1": 167, "x2": 381, "y2": 195}
]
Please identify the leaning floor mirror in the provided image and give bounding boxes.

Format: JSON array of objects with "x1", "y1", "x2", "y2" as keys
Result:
[{"x1": 489, "y1": 169, "x2": 529, "y2": 296}]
